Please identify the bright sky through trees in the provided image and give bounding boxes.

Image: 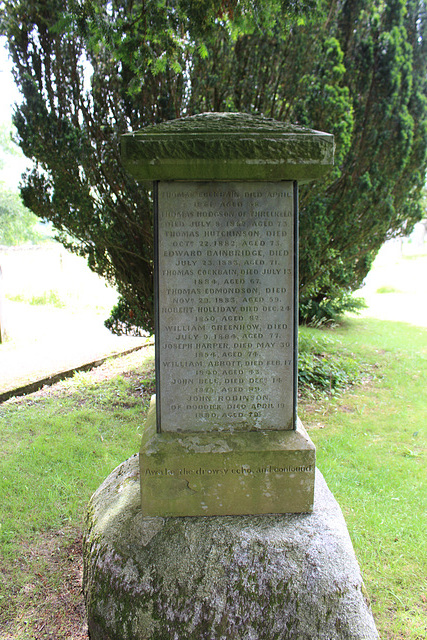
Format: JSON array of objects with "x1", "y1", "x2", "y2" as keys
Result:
[
  {"x1": 0, "y1": 37, "x2": 29, "y2": 188},
  {"x1": 0, "y1": 38, "x2": 19, "y2": 122}
]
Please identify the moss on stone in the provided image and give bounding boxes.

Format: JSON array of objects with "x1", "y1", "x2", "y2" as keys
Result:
[
  {"x1": 83, "y1": 456, "x2": 379, "y2": 640},
  {"x1": 121, "y1": 112, "x2": 334, "y2": 182}
]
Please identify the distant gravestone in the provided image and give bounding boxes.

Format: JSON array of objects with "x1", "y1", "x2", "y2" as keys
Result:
[{"x1": 121, "y1": 113, "x2": 334, "y2": 516}]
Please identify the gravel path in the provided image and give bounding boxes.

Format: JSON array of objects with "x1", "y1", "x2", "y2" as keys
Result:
[
  {"x1": 0, "y1": 301, "x2": 148, "y2": 397},
  {"x1": 0, "y1": 245, "x2": 149, "y2": 397},
  {"x1": 356, "y1": 240, "x2": 427, "y2": 327}
]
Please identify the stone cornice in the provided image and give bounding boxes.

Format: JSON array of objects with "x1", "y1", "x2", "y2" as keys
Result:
[{"x1": 121, "y1": 112, "x2": 334, "y2": 182}]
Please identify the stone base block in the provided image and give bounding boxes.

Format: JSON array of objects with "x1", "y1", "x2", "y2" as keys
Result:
[
  {"x1": 83, "y1": 455, "x2": 379, "y2": 640},
  {"x1": 140, "y1": 397, "x2": 315, "y2": 516}
]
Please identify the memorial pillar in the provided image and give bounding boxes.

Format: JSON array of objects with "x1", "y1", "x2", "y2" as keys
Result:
[{"x1": 121, "y1": 112, "x2": 334, "y2": 516}]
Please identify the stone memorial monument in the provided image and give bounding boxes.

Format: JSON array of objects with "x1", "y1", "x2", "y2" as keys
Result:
[
  {"x1": 83, "y1": 113, "x2": 379, "y2": 640},
  {"x1": 120, "y1": 112, "x2": 333, "y2": 517}
]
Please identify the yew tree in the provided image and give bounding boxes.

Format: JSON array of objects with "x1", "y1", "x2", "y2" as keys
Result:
[{"x1": 1, "y1": 0, "x2": 426, "y2": 332}]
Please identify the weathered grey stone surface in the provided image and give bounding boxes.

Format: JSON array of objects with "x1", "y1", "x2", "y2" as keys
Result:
[
  {"x1": 157, "y1": 180, "x2": 296, "y2": 434},
  {"x1": 121, "y1": 112, "x2": 334, "y2": 181},
  {"x1": 140, "y1": 398, "x2": 315, "y2": 516},
  {"x1": 120, "y1": 113, "x2": 335, "y2": 516},
  {"x1": 84, "y1": 455, "x2": 379, "y2": 640}
]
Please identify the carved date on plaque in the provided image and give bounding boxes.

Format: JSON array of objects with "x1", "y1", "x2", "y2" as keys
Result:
[{"x1": 156, "y1": 181, "x2": 295, "y2": 433}]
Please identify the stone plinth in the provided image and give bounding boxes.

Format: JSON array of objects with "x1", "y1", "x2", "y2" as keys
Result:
[
  {"x1": 83, "y1": 455, "x2": 379, "y2": 640},
  {"x1": 140, "y1": 396, "x2": 315, "y2": 516}
]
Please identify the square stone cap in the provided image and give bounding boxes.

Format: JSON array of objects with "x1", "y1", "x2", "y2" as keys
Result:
[{"x1": 121, "y1": 112, "x2": 334, "y2": 182}]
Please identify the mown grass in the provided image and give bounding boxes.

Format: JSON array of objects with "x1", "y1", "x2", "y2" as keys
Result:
[
  {"x1": 1, "y1": 352, "x2": 155, "y2": 551},
  {"x1": 6, "y1": 290, "x2": 66, "y2": 308},
  {"x1": 0, "y1": 349, "x2": 155, "y2": 638},
  {"x1": 0, "y1": 320, "x2": 426, "y2": 639},
  {"x1": 299, "y1": 318, "x2": 427, "y2": 640}
]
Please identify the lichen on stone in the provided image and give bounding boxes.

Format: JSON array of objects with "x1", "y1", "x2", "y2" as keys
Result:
[
  {"x1": 121, "y1": 112, "x2": 334, "y2": 182},
  {"x1": 83, "y1": 457, "x2": 379, "y2": 640}
]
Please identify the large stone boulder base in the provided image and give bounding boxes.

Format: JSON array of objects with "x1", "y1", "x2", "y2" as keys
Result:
[{"x1": 83, "y1": 455, "x2": 379, "y2": 640}]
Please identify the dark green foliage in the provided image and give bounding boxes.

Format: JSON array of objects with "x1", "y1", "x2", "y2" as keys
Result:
[
  {"x1": 1, "y1": 0, "x2": 426, "y2": 331},
  {"x1": 104, "y1": 297, "x2": 151, "y2": 337},
  {"x1": 298, "y1": 0, "x2": 427, "y2": 321},
  {"x1": 298, "y1": 332, "x2": 363, "y2": 393},
  {"x1": 299, "y1": 291, "x2": 366, "y2": 327},
  {"x1": 298, "y1": 350, "x2": 361, "y2": 392}
]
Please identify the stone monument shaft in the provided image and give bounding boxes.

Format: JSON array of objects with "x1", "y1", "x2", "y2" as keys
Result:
[
  {"x1": 121, "y1": 113, "x2": 334, "y2": 516},
  {"x1": 156, "y1": 180, "x2": 296, "y2": 433}
]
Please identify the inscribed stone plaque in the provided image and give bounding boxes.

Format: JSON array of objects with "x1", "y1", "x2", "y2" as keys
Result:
[{"x1": 156, "y1": 181, "x2": 296, "y2": 433}]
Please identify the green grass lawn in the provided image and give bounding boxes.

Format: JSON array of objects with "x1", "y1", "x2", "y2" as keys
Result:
[
  {"x1": 0, "y1": 319, "x2": 426, "y2": 639},
  {"x1": 299, "y1": 318, "x2": 427, "y2": 640}
]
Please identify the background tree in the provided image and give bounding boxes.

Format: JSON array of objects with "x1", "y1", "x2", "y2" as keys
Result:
[
  {"x1": 0, "y1": 188, "x2": 44, "y2": 245},
  {"x1": 0, "y1": 122, "x2": 44, "y2": 245},
  {"x1": 1, "y1": 0, "x2": 426, "y2": 333}
]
